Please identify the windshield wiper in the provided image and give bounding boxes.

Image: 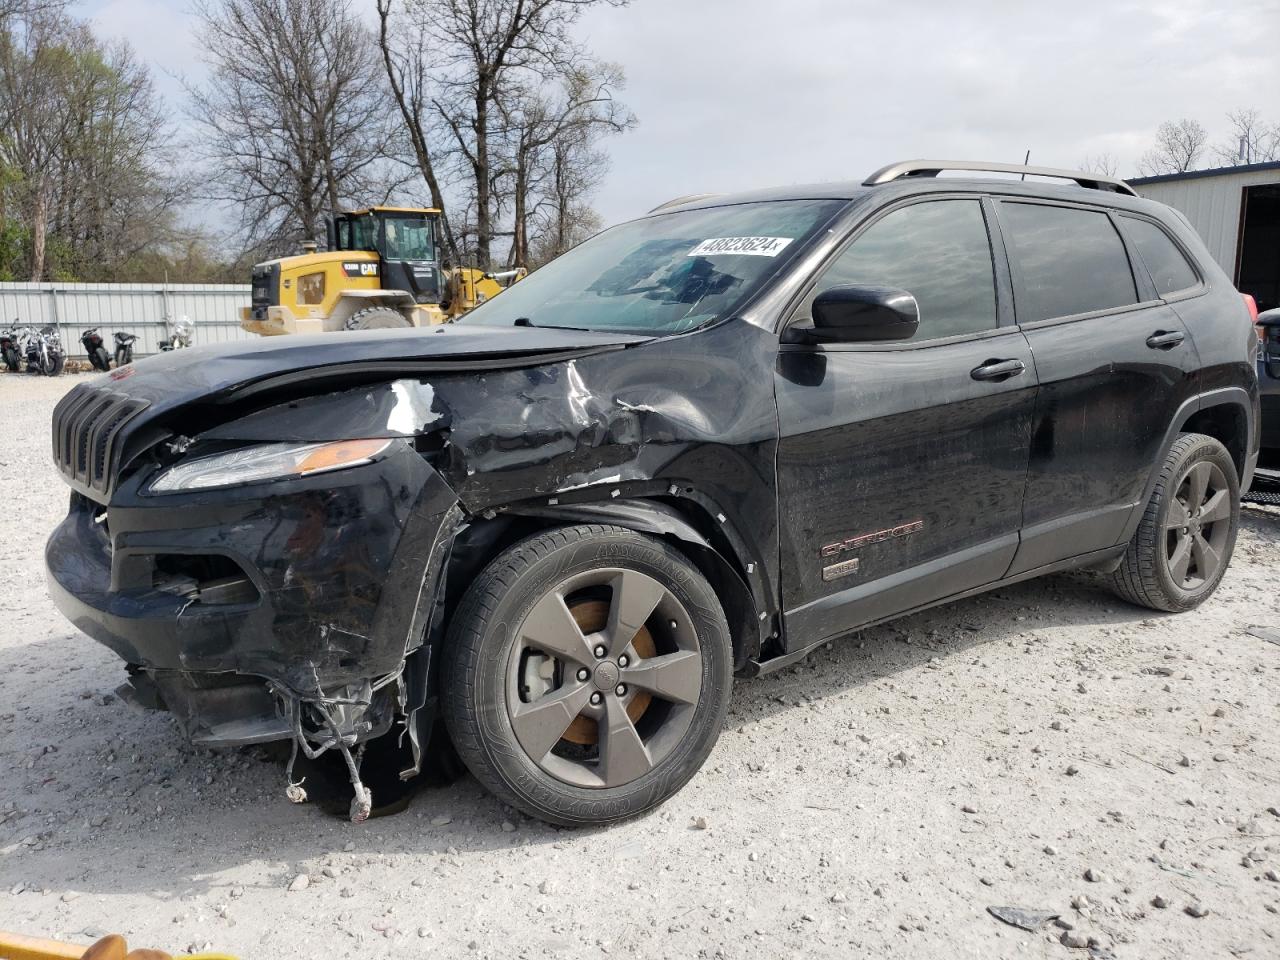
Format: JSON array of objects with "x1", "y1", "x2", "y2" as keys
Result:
[{"x1": 511, "y1": 317, "x2": 596, "y2": 333}]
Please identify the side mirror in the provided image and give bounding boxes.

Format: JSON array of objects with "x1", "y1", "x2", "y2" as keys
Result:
[{"x1": 806, "y1": 284, "x2": 919, "y2": 343}]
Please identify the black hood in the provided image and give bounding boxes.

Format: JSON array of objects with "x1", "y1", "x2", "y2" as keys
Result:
[{"x1": 98, "y1": 323, "x2": 649, "y2": 412}]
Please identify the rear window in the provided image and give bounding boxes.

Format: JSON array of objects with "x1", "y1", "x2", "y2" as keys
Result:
[
  {"x1": 1000, "y1": 202, "x2": 1138, "y2": 322},
  {"x1": 1122, "y1": 216, "x2": 1199, "y2": 297}
]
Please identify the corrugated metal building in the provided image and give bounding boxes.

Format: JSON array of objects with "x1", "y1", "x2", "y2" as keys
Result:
[
  {"x1": 0, "y1": 282, "x2": 252, "y2": 357},
  {"x1": 1130, "y1": 161, "x2": 1280, "y2": 312}
]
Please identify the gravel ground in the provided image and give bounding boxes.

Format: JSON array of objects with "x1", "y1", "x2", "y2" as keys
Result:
[{"x1": 2, "y1": 372, "x2": 1279, "y2": 959}]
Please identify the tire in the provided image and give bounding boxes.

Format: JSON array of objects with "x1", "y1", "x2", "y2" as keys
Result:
[
  {"x1": 343, "y1": 306, "x2": 411, "y2": 331},
  {"x1": 1, "y1": 348, "x2": 17, "y2": 372},
  {"x1": 1108, "y1": 432, "x2": 1239, "y2": 612},
  {"x1": 441, "y1": 524, "x2": 732, "y2": 826},
  {"x1": 92, "y1": 346, "x2": 110, "y2": 371},
  {"x1": 114, "y1": 344, "x2": 132, "y2": 367},
  {"x1": 43, "y1": 352, "x2": 64, "y2": 376}
]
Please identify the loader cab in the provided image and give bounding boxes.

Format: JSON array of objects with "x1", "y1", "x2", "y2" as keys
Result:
[{"x1": 327, "y1": 206, "x2": 444, "y2": 305}]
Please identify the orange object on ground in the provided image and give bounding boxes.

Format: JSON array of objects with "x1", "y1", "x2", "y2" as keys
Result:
[{"x1": 0, "y1": 931, "x2": 235, "y2": 960}]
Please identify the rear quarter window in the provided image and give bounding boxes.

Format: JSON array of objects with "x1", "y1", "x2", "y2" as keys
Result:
[
  {"x1": 1121, "y1": 216, "x2": 1200, "y2": 297},
  {"x1": 1000, "y1": 202, "x2": 1138, "y2": 323}
]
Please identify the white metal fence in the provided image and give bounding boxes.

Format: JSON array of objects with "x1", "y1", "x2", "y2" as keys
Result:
[{"x1": 0, "y1": 282, "x2": 253, "y2": 358}]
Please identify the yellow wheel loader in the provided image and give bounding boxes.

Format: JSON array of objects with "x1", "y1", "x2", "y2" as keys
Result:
[{"x1": 239, "y1": 206, "x2": 524, "y2": 336}]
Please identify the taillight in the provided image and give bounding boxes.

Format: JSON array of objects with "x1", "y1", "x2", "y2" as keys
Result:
[{"x1": 1243, "y1": 294, "x2": 1262, "y2": 343}]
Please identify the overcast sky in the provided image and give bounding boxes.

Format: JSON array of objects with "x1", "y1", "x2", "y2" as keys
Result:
[{"x1": 80, "y1": 0, "x2": 1280, "y2": 229}]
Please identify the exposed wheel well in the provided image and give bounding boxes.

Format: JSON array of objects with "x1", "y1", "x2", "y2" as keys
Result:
[
  {"x1": 441, "y1": 498, "x2": 765, "y2": 671},
  {"x1": 1180, "y1": 401, "x2": 1248, "y2": 477}
]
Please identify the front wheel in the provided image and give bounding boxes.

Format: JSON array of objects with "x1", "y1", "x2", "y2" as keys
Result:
[
  {"x1": 114, "y1": 344, "x2": 133, "y2": 367},
  {"x1": 92, "y1": 346, "x2": 110, "y2": 371},
  {"x1": 442, "y1": 525, "x2": 732, "y2": 826},
  {"x1": 1, "y1": 347, "x2": 17, "y2": 372},
  {"x1": 344, "y1": 306, "x2": 410, "y2": 331},
  {"x1": 1108, "y1": 432, "x2": 1239, "y2": 612},
  {"x1": 42, "y1": 352, "x2": 64, "y2": 376}
]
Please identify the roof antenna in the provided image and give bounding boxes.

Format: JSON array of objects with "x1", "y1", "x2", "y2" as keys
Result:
[{"x1": 1021, "y1": 150, "x2": 1031, "y2": 181}]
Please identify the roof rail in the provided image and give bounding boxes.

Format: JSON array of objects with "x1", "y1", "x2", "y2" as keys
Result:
[
  {"x1": 648, "y1": 193, "x2": 722, "y2": 213},
  {"x1": 863, "y1": 160, "x2": 1137, "y2": 197}
]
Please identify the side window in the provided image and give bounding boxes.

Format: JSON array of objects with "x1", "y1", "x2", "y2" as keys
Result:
[
  {"x1": 1000, "y1": 202, "x2": 1138, "y2": 322},
  {"x1": 799, "y1": 199, "x2": 997, "y2": 340},
  {"x1": 1122, "y1": 216, "x2": 1199, "y2": 297}
]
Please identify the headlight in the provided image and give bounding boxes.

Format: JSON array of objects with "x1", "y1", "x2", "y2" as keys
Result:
[
  {"x1": 149, "y1": 439, "x2": 395, "y2": 493},
  {"x1": 297, "y1": 271, "x2": 326, "y2": 305}
]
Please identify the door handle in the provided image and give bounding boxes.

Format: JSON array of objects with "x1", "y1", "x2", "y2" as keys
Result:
[
  {"x1": 970, "y1": 358, "x2": 1026, "y2": 382},
  {"x1": 1146, "y1": 330, "x2": 1185, "y2": 350}
]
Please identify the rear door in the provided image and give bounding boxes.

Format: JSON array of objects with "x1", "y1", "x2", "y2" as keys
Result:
[
  {"x1": 774, "y1": 196, "x2": 1038, "y2": 646},
  {"x1": 996, "y1": 199, "x2": 1202, "y2": 575}
]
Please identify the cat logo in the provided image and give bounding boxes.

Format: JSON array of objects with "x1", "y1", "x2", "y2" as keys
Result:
[{"x1": 342, "y1": 262, "x2": 379, "y2": 278}]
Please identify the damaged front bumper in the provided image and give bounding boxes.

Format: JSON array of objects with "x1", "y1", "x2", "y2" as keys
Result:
[{"x1": 45, "y1": 441, "x2": 465, "y2": 775}]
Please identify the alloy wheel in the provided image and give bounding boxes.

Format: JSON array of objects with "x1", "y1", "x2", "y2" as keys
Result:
[
  {"x1": 504, "y1": 567, "x2": 702, "y2": 789},
  {"x1": 1165, "y1": 460, "x2": 1231, "y2": 589}
]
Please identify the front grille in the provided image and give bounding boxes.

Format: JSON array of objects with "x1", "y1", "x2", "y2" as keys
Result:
[{"x1": 51, "y1": 384, "x2": 150, "y2": 497}]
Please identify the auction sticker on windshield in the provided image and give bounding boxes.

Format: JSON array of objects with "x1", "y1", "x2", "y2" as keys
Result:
[{"x1": 687, "y1": 237, "x2": 794, "y2": 257}]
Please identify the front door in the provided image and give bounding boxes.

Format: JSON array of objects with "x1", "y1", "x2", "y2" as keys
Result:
[
  {"x1": 379, "y1": 213, "x2": 442, "y2": 304},
  {"x1": 774, "y1": 196, "x2": 1038, "y2": 648}
]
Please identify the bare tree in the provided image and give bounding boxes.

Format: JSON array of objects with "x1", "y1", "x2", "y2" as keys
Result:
[
  {"x1": 0, "y1": 4, "x2": 233, "y2": 282},
  {"x1": 498, "y1": 62, "x2": 632, "y2": 266},
  {"x1": 0, "y1": 0, "x2": 66, "y2": 23},
  {"x1": 54, "y1": 41, "x2": 184, "y2": 279},
  {"x1": 0, "y1": 9, "x2": 79, "y2": 278},
  {"x1": 1137, "y1": 119, "x2": 1208, "y2": 176},
  {"x1": 526, "y1": 124, "x2": 604, "y2": 265},
  {"x1": 187, "y1": 0, "x2": 408, "y2": 255},
  {"x1": 0, "y1": 6, "x2": 176, "y2": 280},
  {"x1": 401, "y1": 0, "x2": 626, "y2": 267},
  {"x1": 1079, "y1": 153, "x2": 1118, "y2": 177},
  {"x1": 375, "y1": 0, "x2": 459, "y2": 263},
  {"x1": 1211, "y1": 108, "x2": 1280, "y2": 166}
]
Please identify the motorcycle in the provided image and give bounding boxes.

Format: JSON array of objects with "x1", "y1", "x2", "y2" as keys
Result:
[
  {"x1": 113, "y1": 331, "x2": 137, "y2": 367},
  {"x1": 81, "y1": 327, "x2": 112, "y2": 372},
  {"x1": 158, "y1": 315, "x2": 194, "y2": 352},
  {"x1": 20, "y1": 325, "x2": 65, "y2": 376},
  {"x1": 0, "y1": 324, "x2": 19, "y2": 372}
]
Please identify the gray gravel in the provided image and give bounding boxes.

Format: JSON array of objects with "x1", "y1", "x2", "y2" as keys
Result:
[{"x1": 2, "y1": 372, "x2": 1280, "y2": 959}]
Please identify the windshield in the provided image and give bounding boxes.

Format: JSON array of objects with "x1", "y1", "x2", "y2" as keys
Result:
[
  {"x1": 458, "y1": 199, "x2": 846, "y2": 334},
  {"x1": 383, "y1": 214, "x2": 435, "y2": 261}
]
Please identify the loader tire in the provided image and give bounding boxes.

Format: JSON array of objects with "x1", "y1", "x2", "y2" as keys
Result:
[{"x1": 344, "y1": 306, "x2": 411, "y2": 331}]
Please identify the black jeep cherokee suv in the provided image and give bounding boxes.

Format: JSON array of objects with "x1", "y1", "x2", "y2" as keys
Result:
[{"x1": 47, "y1": 160, "x2": 1260, "y2": 826}]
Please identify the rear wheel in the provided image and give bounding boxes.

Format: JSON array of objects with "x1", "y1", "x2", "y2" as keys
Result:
[
  {"x1": 1108, "y1": 433, "x2": 1239, "y2": 612},
  {"x1": 344, "y1": 306, "x2": 410, "y2": 331},
  {"x1": 442, "y1": 525, "x2": 732, "y2": 826}
]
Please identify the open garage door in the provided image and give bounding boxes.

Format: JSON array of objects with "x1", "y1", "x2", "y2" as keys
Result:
[{"x1": 1238, "y1": 183, "x2": 1280, "y2": 312}]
